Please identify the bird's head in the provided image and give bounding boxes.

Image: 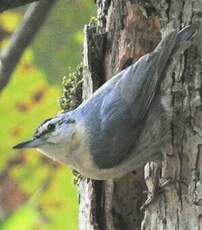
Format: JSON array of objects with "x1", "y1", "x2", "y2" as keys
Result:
[{"x1": 13, "y1": 112, "x2": 78, "y2": 163}]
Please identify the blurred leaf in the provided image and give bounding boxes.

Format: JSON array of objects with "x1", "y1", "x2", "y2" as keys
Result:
[
  {"x1": 0, "y1": 204, "x2": 38, "y2": 230},
  {"x1": 10, "y1": 150, "x2": 50, "y2": 194},
  {"x1": 0, "y1": 11, "x2": 21, "y2": 33},
  {"x1": 0, "y1": 47, "x2": 60, "y2": 171},
  {"x1": 37, "y1": 167, "x2": 78, "y2": 230},
  {"x1": 73, "y1": 30, "x2": 84, "y2": 45},
  {"x1": 32, "y1": 0, "x2": 96, "y2": 84}
]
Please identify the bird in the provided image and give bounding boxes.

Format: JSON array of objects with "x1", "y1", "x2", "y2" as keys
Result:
[{"x1": 13, "y1": 25, "x2": 197, "y2": 180}]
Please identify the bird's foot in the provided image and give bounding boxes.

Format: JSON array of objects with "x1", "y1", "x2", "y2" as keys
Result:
[
  {"x1": 141, "y1": 191, "x2": 155, "y2": 210},
  {"x1": 141, "y1": 178, "x2": 187, "y2": 210}
]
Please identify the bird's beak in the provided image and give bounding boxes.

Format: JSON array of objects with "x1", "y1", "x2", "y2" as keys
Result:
[{"x1": 13, "y1": 138, "x2": 43, "y2": 149}]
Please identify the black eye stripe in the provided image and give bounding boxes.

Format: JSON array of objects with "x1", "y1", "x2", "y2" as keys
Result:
[
  {"x1": 66, "y1": 119, "x2": 75, "y2": 124},
  {"x1": 34, "y1": 116, "x2": 75, "y2": 138},
  {"x1": 34, "y1": 122, "x2": 55, "y2": 138}
]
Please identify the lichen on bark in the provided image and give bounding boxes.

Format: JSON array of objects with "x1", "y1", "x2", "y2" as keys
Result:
[{"x1": 59, "y1": 63, "x2": 83, "y2": 111}]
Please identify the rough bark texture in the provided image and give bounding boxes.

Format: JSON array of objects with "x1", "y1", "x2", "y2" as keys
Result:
[{"x1": 78, "y1": 0, "x2": 202, "y2": 229}]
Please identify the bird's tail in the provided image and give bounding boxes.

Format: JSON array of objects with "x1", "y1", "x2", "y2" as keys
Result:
[
  {"x1": 177, "y1": 24, "x2": 198, "y2": 42},
  {"x1": 155, "y1": 24, "x2": 198, "y2": 78}
]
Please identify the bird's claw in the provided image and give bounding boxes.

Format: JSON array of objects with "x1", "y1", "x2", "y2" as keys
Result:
[{"x1": 141, "y1": 178, "x2": 187, "y2": 210}]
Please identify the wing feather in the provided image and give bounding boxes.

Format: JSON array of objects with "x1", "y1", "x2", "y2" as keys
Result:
[{"x1": 82, "y1": 27, "x2": 196, "y2": 169}]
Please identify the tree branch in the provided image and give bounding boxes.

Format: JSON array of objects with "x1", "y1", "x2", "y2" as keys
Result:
[
  {"x1": 0, "y1": 0, "x2": 40, "y2": 12},
  {"x1": 0, "y1": 0, "x2": 56, "y2": 91}
]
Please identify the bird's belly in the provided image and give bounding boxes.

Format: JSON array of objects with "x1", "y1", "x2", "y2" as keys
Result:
[
  {"x1": 66, "y1": 148, "x2": 123, "y2": 180},
  {"x1": 67, "y1": 147, "x2": 162, "y2": 180},
  {"x1": 71, "y1": 161, "x2": 126, "y2": 180}
]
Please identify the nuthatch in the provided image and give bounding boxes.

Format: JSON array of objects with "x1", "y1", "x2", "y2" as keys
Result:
[{"x1": 13, "y1": 25, "x2": 197, "y2": 180}]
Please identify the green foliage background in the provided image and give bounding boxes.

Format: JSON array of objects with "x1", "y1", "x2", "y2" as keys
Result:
[
  {"x1": 0, "y1": 1, "x2": 95, "y2": 229},
  {"x1": 33, "y1": 0, "x2": 95, "y2": 84}
]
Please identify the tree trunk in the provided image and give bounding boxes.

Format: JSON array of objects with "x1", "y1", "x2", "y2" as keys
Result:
[{"x1": 78, "y1": 0, "x2": 202, "y2": 229}]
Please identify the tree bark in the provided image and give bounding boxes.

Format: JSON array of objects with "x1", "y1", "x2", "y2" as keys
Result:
[{"x1": 79, "y1": 0, "x2": 202, "y2": 229}]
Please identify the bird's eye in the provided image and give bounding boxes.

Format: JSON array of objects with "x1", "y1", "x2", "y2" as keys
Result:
[{"x1": 47, "y1": 123, "x2": 55, "y2": 131}]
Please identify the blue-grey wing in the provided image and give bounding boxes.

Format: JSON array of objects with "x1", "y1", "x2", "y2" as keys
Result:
[
  {"x1": 92, "y1": 59, "x2": 159, "y2": 169},
  {"x1": 84, "y1": 27, "x2": 196, "y2": 169}
]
